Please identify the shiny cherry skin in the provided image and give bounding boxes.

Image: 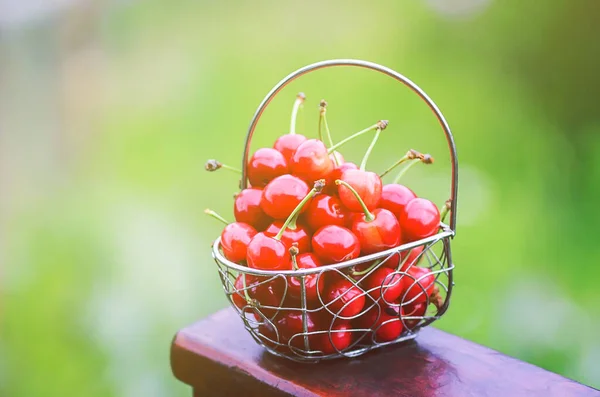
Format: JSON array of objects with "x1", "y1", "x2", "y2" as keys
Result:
[
  {"x1": 402, "y1": 301, "x2": 426, "y2": 330},
  {"x1": 261, "y1": 175, "x2": 310, "y2": 220},
  {"x1": 231, "y1": 274, "x2": 285, "y2": 320},
  {"x1": 276, "y1": 310, "x2": 321, "y2": 350},
  {"x1": 324, "y1": 162, "x2": 358, "y2": 195},
  {"x1": 401, "y1": 266, "x2": 436, "y2": 305},
  {"x1": 312, "y1": 225, "x2": 360, "y2": 264},
  {"x1": 337, "y1": 169, "x2": 382, "y2": 212},
  {"x1": 287, "y1": 253, "x2": 325, "y2": 302},
  {"x1": 379, "y1": 184, "x2": 417, "y2": 221},
  {"x1": 320, "y1": 321, "x2": 353, "y2": 354},
  {"x1": 220, "y1": 222, "x2": 257, "y2": 263},
  {"x1": 329, "y1": 151, "x2": 345, "y2": 165},
  {"x1": 351, "y1": 208, "x2": 401, "y2": 255},
  {"x1": 382, "y1": 245, "x2": 424, "y2": 271},
  {"x1": 234, "y1": 188, "x2": 272, "y2": 231},
  {"x1": 325, "y1": 278, "x2": 366, "y2": 317},
  {"x1": 361, "y1": 267, "x2": 403, "y2": 303},
  {"x1": 232, "y1": 274, "x2": 253, "y2": 310},
  {"x1": 399, "y1": 198, "x2": 440, "y2": 242},
  {"x1": 274, "y1": 134, "x2": 307, "y2": 163},
  {"x1": 247, "y1": 148, "x2": 288, "y2": 187},
  {"x1": 303, "y1": 194, "x2": 349, "y2": 232},
  {"x1": 264, "y1": 220, "x2": 311, "y2": 253},
  {"x1": 246, "y1": 232, "x2": 292, "y2": 271},
  {"x1": 357, "y1": 305, "x2": 403, "y2": 342},
  {"x1": 290, "y1": 139, "x2": 334, "y2": 184}
]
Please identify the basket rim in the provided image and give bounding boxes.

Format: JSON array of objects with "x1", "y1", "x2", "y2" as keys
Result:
[{"x1": 212, "y1": 223, "x2": 454, "y2": 277}]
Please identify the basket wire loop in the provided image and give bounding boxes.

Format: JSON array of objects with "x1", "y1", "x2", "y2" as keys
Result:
[{"x1": 213, "y1": 59, "x2": 457, "y2": 362}]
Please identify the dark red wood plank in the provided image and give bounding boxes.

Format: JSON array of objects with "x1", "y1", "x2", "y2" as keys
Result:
[{"x1": 171, "y1": 308, "x2": 600, "y2": 397}]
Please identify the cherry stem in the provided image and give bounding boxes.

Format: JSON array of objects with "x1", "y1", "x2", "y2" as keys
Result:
[
  {"x1": 204, "y1": 209, "x2": 229, "y2": 225},
  {"x1": 319, "y1": 100, "x2": 340, "y2": 166},
  {"x1": 287, "y1": 212, "x2": 299, "y2": 230},
  {"x1": 379, "y1": 150, "x2": 419, "y2": 178},
  {"x1": 440, "y1": 199, "x2": 451, "y2": 223},
  {"x1": 360, "y1": 126, "x2": 382, "y2": 171},
  {"x1": 391, "y1": 159, "x2": 420, "y2": 184},
  {"x1": 290, "y1": 92, "x2": 306, "y2": 135},
  {"x1": 327, "y1": 120, "x2": 387, "y2": 154},
  {"x1": 290, "y1": 245, "x2": 300, "y2": 270},
  {"x1": 241, "y1": 274, "x2": 253, "y2": 305},
  {"x1": 351, "y1": 260, "x2": 381, "y2": 277},
  {"x1": 205, "y1": 159, "x2": 242, "y2": 174},
  {"x1": 391, "y1": 151, "x2": 433, "y2": 184},
  {"x1": 275, "y1": 180, "x2": 325, "y2": 241},
  {"x1": 335, "y1": 179, "x2": 375, "y2": 222}
]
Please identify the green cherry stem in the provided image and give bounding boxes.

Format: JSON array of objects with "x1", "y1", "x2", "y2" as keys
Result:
[
  {"x1": 391, "y1": 152, "x2": 434, "y2": 184},
  {"x1": 326, "y1": 120, "x2": 387, "y2": 155},
  {"x1": 360, "y1": 120, "x2": 388, "y2": 171},
  {"x1": 240, "y1": 274, "x2": 254, "y2": 305},
  {"x1": 335, "y1": 179, "x2": 375, "y2": 222},
  {"x1": 379, "y1": 150, "x2": 420, "y2": 179},
  {"x1": 204, "y1": 209, "x2": 230, "y2": 225},
  {"x1": 440, "y1": 199, "x2": 452, "y2": 223},
  {"x1": 290, "y1": 92, "x2": 306, "y2": 135},
  {"x1": 205, "y1": 159, "x2": 242, "y2": 174},
  {"x1": 274, "y1": 179, "x2": 325, "y2": 240},
  {"x1": 319, "y1": 100, "x2": 340, "y2": 166},
  {"x1": 351, "y1": 260, "x2": 381, "y2": 277}
]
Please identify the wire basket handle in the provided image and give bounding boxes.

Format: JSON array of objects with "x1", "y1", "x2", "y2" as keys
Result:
[{"x1": 240, "y1": 59, "x2": 458, "y2": 233}]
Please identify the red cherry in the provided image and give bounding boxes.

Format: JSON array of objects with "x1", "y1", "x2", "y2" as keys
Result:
[
  {"x1": 324, "y1": 278, "x2": 366, "y2": 317},
  {"x1": 351, "y1": 208, "x2": 401, "y2": 255},
  {"x1": 290, "y1": 139, "x2": 334, "y2": 184},
  {"x1": 250, "y1": 276, "x2": 286, "y2": 319},
  {"x1": 337, "y1": 169, "x2": 382, "y2": 212},
  {"x1": 303, "y1": 194, "x2": 349, "y2": 233},
  {"x1": 287, "y1": 253, "x2": 325, "y2": 302},
  {"x1": 232, "y1": 274, "x2": 253, "y2": 311},
  {"x1": 220, "y1": 222, "x2": 257, "y2": 263},
  {"x1": 261, "y1": 175, "x2": 310, "y2": 220},
  {"x1": 401, "y1": 266, "x2": 436, "y2": 305},
  {"x1": 402, "y1": 301, "x2": 427, "y2": 330},
  {"x1": 379, "y1": 184, "x2": 417, "y2": 221},
  {"x1": 320, "y1": 322, "x2": 353, "y2": 354},
  {"x1": 264, "y1": 220, "x2": 311, "y2": 253},
  {"x1": 329, "y1": 151, "x2": 345, "y2": 165},
  {"x1": 246, "y1": 232, "x2": 292, "y2": 271},
  {"x1": 399, "y1": 198, "x2": 440, "y2": 242},
  {"x1": 257, "y1": 321, "x2": 281, "y2": 350},
  {"x1": 234, "y1": 188, "x2": 272, "y2": 231},
  {"x1": 274, "y1": 134, "x2": 308, "y2": 163},
  {"x1": 357, "y1": 305, "x2": 403, "y2": 342},
  {"x1": 276, "y1": 310, "x2": 321, "y2": 350},
  {"x1": 312, "y1": 225, "x2": 360, "y2": 264},
  {"x1": 247, "y1": 148, "x2": 288, "y2": 187},
  {"x1": 324, "y1": 162, "x2": 358, "y2": 195},
  {"x1": 382, "y1": 245, "x2": 424, "y2": 271},
  {"x1": 361, "y1": 267, "x2": 403, "y2": 303}
]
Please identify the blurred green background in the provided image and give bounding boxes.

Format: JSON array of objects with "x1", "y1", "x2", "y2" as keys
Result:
[{"x1": 1, "y1": 0, "x2": 599, "y2": 395}]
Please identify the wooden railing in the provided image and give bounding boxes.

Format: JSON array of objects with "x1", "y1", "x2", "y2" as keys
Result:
[{"x1": 170, "y1": 308, "x2": 600, "y2": 396}]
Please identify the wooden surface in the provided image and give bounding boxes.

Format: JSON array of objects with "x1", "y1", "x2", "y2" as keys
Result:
[{"x1": 171, "y1": 308, "x2": 600, "y2": 397}]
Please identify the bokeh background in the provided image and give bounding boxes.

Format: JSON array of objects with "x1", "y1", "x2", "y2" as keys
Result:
[{"x1": 2, "y1": 0, "x2": 599, "y2": 395}]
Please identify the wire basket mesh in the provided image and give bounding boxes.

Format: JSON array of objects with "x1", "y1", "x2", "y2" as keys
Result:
[{"x1": 211, "y1": 59, "x2": 458, "y2": 362}]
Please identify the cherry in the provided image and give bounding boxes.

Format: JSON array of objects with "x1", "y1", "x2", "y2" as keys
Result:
[
  {"x1": 362, "y1": 267, "x2": 403, "y2": 303},
  {"x1": 357, "y1": 305, "x2": 403, "y2": 343},
  {"x1": 324, "y1": 278, "x2": 366, "y2": 317},
  {"x1": 274, "y1": 92, "x2": 308, "y2": 163},
  {"x1": 231, "y1": 274, "x2": 285, "y2": 320},
  {"x1": 401, "y1": 266, "x2": 442, "y2": 307},
  {"x1": 382, "y1": 245, "x2": 424, "y2": 271},
  {"x1": 303, "y1": 194, "x2": 349, "y2": 232},
  {"x1": 312, "y1": 225, "x2": 360, "y2": 264},
  {"x1": 320, "y1": 321, "x2": 353, "y2": 354},
  {"x1": 261, "y1": 175, "x2": 310, "y2": 220},
  {"x1": 276, "y1": 310, "x2": 321, "y2": 350},
  {"x1": 336, "y1": 179, "x2": 400, "y2": 254},
  {"x1": 205, "y1": 209, "x2": 257, "y2": 263},
  {"x1": 287, "y1": 249, "x2": 325, "y2": 302},
  {"x1": 324, "y1": 161, "x2": 358, "y2": 195},
  {"x1": 234, "y1": 188, "x2": 272, "y2": 231},
  {"x1": 264, "y1": 220, "x2": 311, "y2": 253},
  {"x1": 290, "y1": 139, "x2": 334, "y2": 183},
  {"x1": 402, "y1": 301, "x2": 427, "y2": 331},
  {"x1": 231, "y1": 274, "x2": 254, "y2": 311},
  {"x1": 399, "y1": 198, "x2": 440, "y2": 242},
  {"x1": 337, "y1": 168, "x2": 382, "y2": 212},
  {"x1": 379, "y1": 184, "x2": 417, "y2": 221},
  {"x1": 247, "y1": 148, "x2": 288, "y2": 187},
  {"x1": 248, "y1": 180, "x2": 324, "y2": 271}
]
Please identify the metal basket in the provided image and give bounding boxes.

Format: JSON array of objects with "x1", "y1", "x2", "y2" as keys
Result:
[{"x1": 212, "y1": 59, "x2": 458, "y2": 362}]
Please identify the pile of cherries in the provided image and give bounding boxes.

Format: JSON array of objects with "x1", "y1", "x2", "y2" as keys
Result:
[{"x1": 206, "y1": 93, "x2": 449, "y2": 355}]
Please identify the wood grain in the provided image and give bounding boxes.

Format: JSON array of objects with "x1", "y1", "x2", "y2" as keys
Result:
[{"x1": 171, "y1": 308, "x2": 600, "y2": 397}]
